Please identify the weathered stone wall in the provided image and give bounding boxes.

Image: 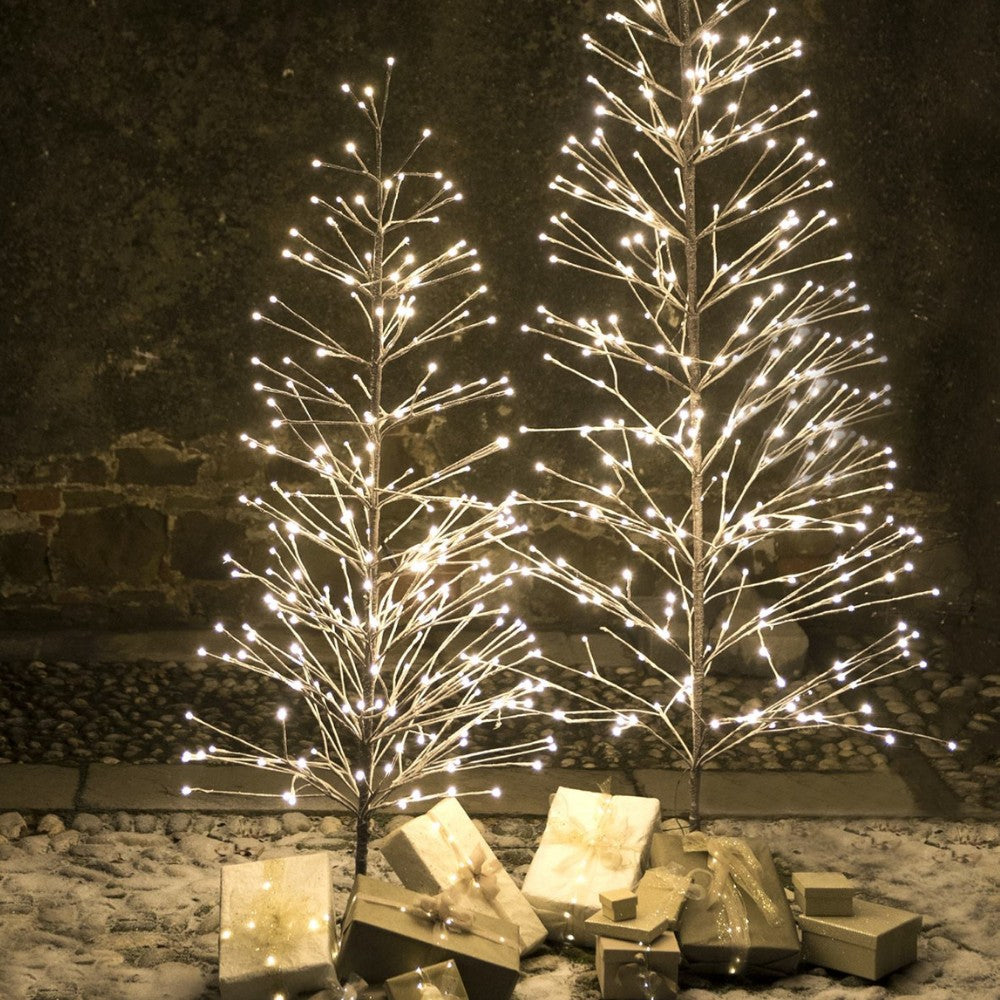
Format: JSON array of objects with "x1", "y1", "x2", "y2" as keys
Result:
[{"x1": 0, "y1": 0, "x2": 997, "y2": 662}]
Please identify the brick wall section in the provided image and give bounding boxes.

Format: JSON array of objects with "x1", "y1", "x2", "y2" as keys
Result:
[
  {"x1": 0, "y1": 432, "x2": 278, "y2": 629},
  {"x1": 0, "y1": 430, "x2": 978, "y2": 636}
]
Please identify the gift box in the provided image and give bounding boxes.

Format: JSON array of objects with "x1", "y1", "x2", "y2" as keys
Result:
[
  {"x1": 521, "y1": 786, "x2": 660, "y2": 946},
  {"x1": 648, "y1": 833, "x2": 800, "y2": 976},
  {"x1": 595, "y1": 933, "x2": 680, "y2": 1000},
  {"x1": 334, "y1": 875, "x2": 519, "y2": 1000},
  {"x1": 384, "y1": 960, "x2": 469, "y2": 1000},
  {"x1": 380, "y1": 796, "x2": 546, "y2": 955},
  {"x1": 791, "y1": 872, "x2": 855, "y2": 916},
  {"x1": 585, "y1": 866, "x2": 691, "y2": 943},
  {"x1": 219, "y1": 851, "x2": 336, "y2": 1000},
  {"x1": 797, "y1": 898, "x2": 921, "y2": 980},
  {"x1": 601, "y1": 889, "x2": 638, "y2": 922}
]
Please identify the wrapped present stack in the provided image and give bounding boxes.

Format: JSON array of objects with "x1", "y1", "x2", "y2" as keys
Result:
[
  {"x1": 791, "y1": 871, "x2": 922, "y2": 980},
  {"x1": 215, "y1": 791, "x2": 926, "y2": 1000}
]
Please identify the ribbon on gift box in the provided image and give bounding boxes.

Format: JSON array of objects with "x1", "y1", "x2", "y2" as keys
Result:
[
  {"x1": 641, "y1": 868, "x2": 702, "y2": 901},
  {"x1": 546, "y1": 788, "x2": 645, "y2": 872},
  {"x1": 429, "y1": 819, "x2": 507, "y2": 914},
  {"x1": 416, "y1": 963, "x2": 464, "y2": 1000},
  {"x1": 366, "y1": 888, "x2": 513, "y2": 948},
  {"x1": 682, "y1": 833, "x2": 784, "y2": 973},
  {"x1": 615, "y1": 951, "x2": 669, "y2": 1000}
]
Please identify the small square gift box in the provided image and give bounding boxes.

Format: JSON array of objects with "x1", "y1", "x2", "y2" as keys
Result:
[
  {"x1": 595, "y1": 933, "x2": 680, "y2": 1000},
  {"x1": 219, "y1": 851, "x2": 336, "y2": 1000},
  {"x1": 384, "y1": 960, "x2": 469, "y2": 1000},
  {"x1": 649, "y1": 833, "x2": 800, "y2": 976},
  {"x1": 791, "y1": 872, "x2": 855, "y2": 916},
  {"x1": 797, "y1": 898, "x2": 922, "y2": 980},
  {"x1": 380, "y1": 796, "x2": 547, "y2": 955},
  {"x1": 521, "y1": 786, "x2": 661, "y2": 947},
  {"x1": 334, "y1": 875, "x2": 519, "y2": 1000},
  {"x1": 600, "y1": 889, "x2": 638, "y2": 922},
  {"x1": 585, "y1": 867, "x2": 692, "y2": 944}
]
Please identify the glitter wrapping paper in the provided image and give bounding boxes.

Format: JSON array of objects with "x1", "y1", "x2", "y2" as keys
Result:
[{"x1": 219, "y1": 851, "x2": 336, "y2": 1000}]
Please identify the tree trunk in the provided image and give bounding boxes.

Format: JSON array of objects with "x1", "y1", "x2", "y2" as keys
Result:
[
  {"x1": 677, "y1": 0, "x2": 706, "y2": 832},
  {"x1": 354, "y1": 801, "x2": 371, "y2": 876}
]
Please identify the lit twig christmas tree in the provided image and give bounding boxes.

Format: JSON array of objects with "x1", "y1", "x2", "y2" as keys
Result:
[
  {"x1": 182, "y1": 62, "x2": 552, "y2": 873},
  {"x1": 521, "y1": 0, "x2": 955, "y2": 829}
]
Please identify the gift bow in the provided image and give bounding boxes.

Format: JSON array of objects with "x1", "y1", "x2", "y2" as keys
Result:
[
  {"x1": 417, "y1": 964, "x2": 463, "y2": 1000},
  {"x1": 682, "y1": 833, "x2": 782, "y2": 973},
  {"x1": 452, "y1": 842, "x2": 503, "y2": 903},
  {"x1": 413, "y1": 891, "x2": 476, "y2": 935},
  {"x1": 547, "y1": 791, "x2": 644, "y2": 872},
  {"x1": 615, "y1": 951, "x2": 668, "y2": 1000}
]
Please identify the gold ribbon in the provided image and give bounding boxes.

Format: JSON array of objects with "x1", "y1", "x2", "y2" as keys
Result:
[
  {"x1": 363, "y1": 889, "x2": 512, "y2": 948},
  {"x1": 682, "y1": 833, "x2": 782, "y2": 973},
  {"x1": 546, "y1": 790, "x2": 645, "y2": 873}
]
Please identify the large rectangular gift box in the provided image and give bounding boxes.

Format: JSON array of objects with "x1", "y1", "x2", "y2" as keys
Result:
[
  {"x1": 596, "y1": 933, "x2": 680, "y2": 1000},
  {"x1": 521, "y1": 786, "x2": 661, "y2": 947},
  {"x1": 384, "y1": 959, "x2": 469, "y2": 1000},
  {"x1": 381, "y1": 797, "x2": 547, "y2": 955},
  {"x1": 797, "y1": 898, "x2": 921, "y2": 980},
  {"x1": 219, "y1": 851, "x2": 336, "y2": 1000},
  {"x1": 649, "y1": 833, "x2": 800, "y2": 976},
  {"x1": 334, "y1": 875, "x2": 520, "y2": 1000}
]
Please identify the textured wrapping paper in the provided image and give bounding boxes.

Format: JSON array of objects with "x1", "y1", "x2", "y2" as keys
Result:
[
  {"x1": 380, "y1": 797, "x2": 547, "y2": 955},
  {"x1": 797, "y1": 898, "x2": 921, "y2": 980},
  {"x1": 648, "y1": 833, "x2": 800, "y2": 976},
  {"x1": 521, "y1": 786, "x2": 661, "y2": 947},
  {"x1": 219, "y1": 851, "x2": 336, "y2": 1000},
  {"x1": 334, "y1": 875, "x2": 520, "y2": 1000},
  {"x1": 384, "y1": 960, "x2": 469, "y2": 1000},
  {"x1": 595, "y1": 933, "x2": 680, "y2": 1000}
]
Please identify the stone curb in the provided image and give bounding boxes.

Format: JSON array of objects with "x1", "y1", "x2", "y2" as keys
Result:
[{"x1": 0, "y1": 762, "x2": 988, "y2": 818}]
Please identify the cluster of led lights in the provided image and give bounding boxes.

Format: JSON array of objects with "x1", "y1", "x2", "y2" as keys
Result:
[
  {"x1": 515, "y1": 0, "x2": 957, "y2": 767},
  {"x1": 181, "y1": 58, "x2": 560, "y2": 822}
]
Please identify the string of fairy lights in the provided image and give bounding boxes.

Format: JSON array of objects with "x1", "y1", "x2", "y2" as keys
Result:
[
  {"x1": 514, "y1": 0, "x2": 956, "y2": 808},
  {"x1": 181, "y1": 1, "x2": 957, "y2": 846}
]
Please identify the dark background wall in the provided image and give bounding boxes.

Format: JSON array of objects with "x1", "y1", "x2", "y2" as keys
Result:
[{"x1": 0, "y1": 1, "x2": 997, "y2": 657}]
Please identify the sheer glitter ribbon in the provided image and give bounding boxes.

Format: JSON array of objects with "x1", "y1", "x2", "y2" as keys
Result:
[{"x1": 682, "y1": 833, "x2": 783, "y2": 973}]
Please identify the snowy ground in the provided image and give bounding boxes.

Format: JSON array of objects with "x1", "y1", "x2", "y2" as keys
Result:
[{"x1": 0, "y1": 810, "x2": 997, "y2": 1000}]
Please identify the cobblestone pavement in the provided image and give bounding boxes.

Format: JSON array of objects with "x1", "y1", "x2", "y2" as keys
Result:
[{"x1": 1, "y1": 627, "x2": 997, "y2": 814}]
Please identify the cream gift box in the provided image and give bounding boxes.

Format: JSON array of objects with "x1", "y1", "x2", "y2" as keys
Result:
[
  {"x1": 334, "y1": 875, "x2": 520, "y2": 1000},
  {"x1": 791, "y1": 872, "x2": 855, "y2": 916},
  {"x1": 521, "y1": 786, "x2": 661, "y2": 947},
  {"x1": 219, "y1": 851, "x2": 336, "y2": 1000},
  {"x1": 595, "y1": 933, "x2": 680, "y2": 1000},
  {"x1": 648, "y1": 833, "x2": 800, "y2": 976},
  {"x1": 380, "y1": 796, "x2": 546, "y2": 955},
  {"x1": 797, "y1": 898, "x2": 921, "y2": 980}
]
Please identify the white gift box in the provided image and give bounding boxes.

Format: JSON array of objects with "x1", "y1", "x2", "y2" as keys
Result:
[
  {"x1": 380, "y1": 796, "x2": 547, "y2": 955},
  {"x1": 220, "y1": 851, "x2": 336, "y2": 1000},
  {"x1": 521, "y1": 786, "x2": 661, "y2": 946}
]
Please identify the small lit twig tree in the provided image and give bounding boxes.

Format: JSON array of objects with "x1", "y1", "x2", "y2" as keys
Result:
[
  {"x1": 183, "y1": 62, "x2": 552, "y2": 874},
  {"x1": 520, "y1": 0, "x2": 955, "y2": 829}
]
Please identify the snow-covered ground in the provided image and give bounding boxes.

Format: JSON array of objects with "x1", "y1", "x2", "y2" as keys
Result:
[{"x1": 0, "y1": 811, "x2": 997, "y2": 1000}]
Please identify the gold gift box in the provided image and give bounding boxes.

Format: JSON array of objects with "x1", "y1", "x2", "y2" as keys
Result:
[
  {"x1": 384, "y1": 960, "x2": 469, "y2": 1000},
  {"x1": 797, "y1": 898, "x2": 921, "y2": 980},
  {"x1": 595, "y1": 933, "x2": 680, "y2": 1000},
  {"x1": 648, "y1": 833, "x2": 800, "y2": 976},
  {"x1": 334, "y1": 875, "x2": 519, "y2": 1000},
  {"x1": 791, "y1": 871, "x2": 855, "y2": 916}
]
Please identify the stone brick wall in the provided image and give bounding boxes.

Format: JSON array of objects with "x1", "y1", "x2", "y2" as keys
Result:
[{"x1": 0, "y1": 433, "x2": 270, "y2": 629}]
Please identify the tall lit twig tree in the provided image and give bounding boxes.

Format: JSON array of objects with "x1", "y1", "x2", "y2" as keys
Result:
[
  {"x1": 521, "y1": 0, "x2": 954, "y2": 829},
  {"x1": 182, "y1": 62, "x2": 552, "y2": 873}
]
